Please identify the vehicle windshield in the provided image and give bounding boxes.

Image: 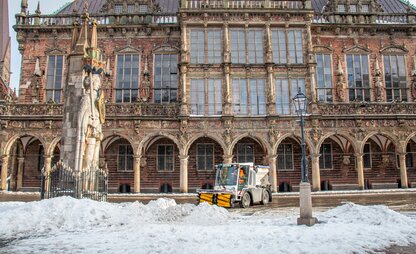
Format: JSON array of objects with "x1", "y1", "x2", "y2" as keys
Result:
[{"x1": 216, "y1": 165, "x2": 238, "y2": 186}]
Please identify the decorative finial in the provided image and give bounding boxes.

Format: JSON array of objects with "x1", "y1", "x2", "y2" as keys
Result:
[
  {"x1": 21, "y1": 0, "x2": 28, "y2": 15},
  {"x1": 35, "y1": 1, "x2": 41, "y2": 15},
  {"x1": 84, "y1": 0, "x2": 89, "y2": 14},
  {"x1": 90, "y1": 19, "x2": 98, "y2": 48}
]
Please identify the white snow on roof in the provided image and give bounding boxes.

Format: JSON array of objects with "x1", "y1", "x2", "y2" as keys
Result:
[{"x1": 0, "y1": 197, "x2": 415, "y2": 253}]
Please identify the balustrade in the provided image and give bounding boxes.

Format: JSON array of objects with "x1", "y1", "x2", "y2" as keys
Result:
[
  {"x1": 183, "y1": 0, "x2": 306, "y2": 9},
  {"x1": 16, "y1": 13, "x2": 177, "y2": 26}
]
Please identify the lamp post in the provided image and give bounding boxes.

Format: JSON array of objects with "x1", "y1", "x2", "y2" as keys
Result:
[{"x1": 292, "y1": 88, "x2": 317, "y2": 226}]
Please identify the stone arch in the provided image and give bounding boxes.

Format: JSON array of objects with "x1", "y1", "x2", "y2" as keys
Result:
[
  {"x1": 186, "y1": 135, "x2": 225, "y2": 191},
  {"x1": 361, "y1": 131, "x2": 400, "y2": 154},
  {"x1": 102, "y1": 134, "x2": 136, "y2": 156},
  {"x1": 3, "y1": 133, "x2": 46, "y2": 157},
  {"x1": 139, "y1": 132, "x2": 181, "y2": 156},
  {"x1": 229, "y1": 133, "x2": 270, "y2": 156},
  {"x1": 46, "y1": 137, "x2": 61, "y2": 157},
  {"x1": 316, "y1": 131, "x2": 358, "y2": 155},
  {"x1": 184, "y1": 133, "x2": 227, "y2": 156},
  {"x1": 273, "y1": 133, "x2": 316, "y2": 155},
  {"x1": 404, "y1": 132, "x2": 416, "y2": 152},
  {"x1": 102, "y1": 134, "x2": 136, "y2": 193}
]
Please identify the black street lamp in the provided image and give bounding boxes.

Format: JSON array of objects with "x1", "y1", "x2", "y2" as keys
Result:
[
  {"x1": 292, "y1": 88, "x2": 308, "y2": 183},
  {"x1": 292, "y1": 88, "x2": 317, "y2": 226}
]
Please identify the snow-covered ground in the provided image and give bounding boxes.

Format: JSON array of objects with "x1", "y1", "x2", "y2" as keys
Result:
[{"x1": 0, "y1": 197, "x2": 415, "y2": 254}]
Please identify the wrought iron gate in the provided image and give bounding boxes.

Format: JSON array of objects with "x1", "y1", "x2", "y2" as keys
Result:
[{"x1": 44, "y1": 161, "x2": 108, "y2": 202}]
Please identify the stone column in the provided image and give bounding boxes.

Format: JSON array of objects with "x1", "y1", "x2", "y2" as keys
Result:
[
  {"x1": 223, "y1": 154, "x2": 233, "y2": 164},
  {"x1": 224, "y1": 23, "x2": 230, "y2": 63},
  {"x1": 223, "y1": 23, "x2": 232, "y2": 116},
  {"x1": 266, "y1": 65, "x2": 276, "y2": 115},
  {"x1": 180, "y1": 65, "x2": 188, "y2": 115},
  {"x1": 181, "y1": 23, "x2": 188, "y2": 62},
  {"x1": 305, "y1": 21, "x2": 316, "y2": 104},
  {"x1": 180, "y1": 22, "x2": 189, "y2": 116},
  {"x1": 133, "y1": 156, "x2": 141, "y2": 193},
  {"x1": 17, "y1": 157, "x2": 24, "y2": 191},
  {"x1": 179, "y1": 155, "x2": 189, "y2": 193},
  {"x1": 267, "y1": 155, "x2": 278, "y2": 192},
  {"x1": 356, "y1": 153, "x2": 365, "y2": 190},
  {"x1": 398, "y1": 153, "x2": 408, "y2": 188},
  {"x1": 9, "y1": 149, "x2": 17, "y2": 191},
  {"x1": 1, "y1": 155, "x2": 9, "y2": 190},
  {"x1": 43, "y1": 155, "x2": 52, "y2": 193},
  {"x1": 311, "y1": 154, "x2": 321, "y2": 191}
]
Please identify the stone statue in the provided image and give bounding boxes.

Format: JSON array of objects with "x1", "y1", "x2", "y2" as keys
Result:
[
  {"x1": 336, "y1": 59, "x2": 346, "y2": 102},
  {"x1": 79, "y1": 73, "x2": 103, "y2": 171},
  {"x1": 374, "y1": 57, "x2": 383, "y2": 101}
]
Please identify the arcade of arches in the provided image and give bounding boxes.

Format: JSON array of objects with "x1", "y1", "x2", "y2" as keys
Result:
[{"x1": 1, "y1": 130, "x2": 415, "y2": 193}]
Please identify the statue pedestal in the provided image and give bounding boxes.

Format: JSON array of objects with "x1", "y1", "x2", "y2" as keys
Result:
[{"x1": 297, "y1": 182, "x2": 318, "y2": 226}]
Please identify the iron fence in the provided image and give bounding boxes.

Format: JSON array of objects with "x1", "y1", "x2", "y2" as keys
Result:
[{"x1": 45, "y1": 161, "x2": 108, "y2": 202}]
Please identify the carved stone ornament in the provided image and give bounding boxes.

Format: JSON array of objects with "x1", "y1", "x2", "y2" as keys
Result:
[
  {"x1": 374, "y1": 57, "x2": 383, "y2": 102},
  {"x1": 342, "y1": 156, "x2": 351, "y2": 165},
  {"x1": 268, "y1": 125, "x2": 280, "y2": 145},
  {"x1": 381, "y1": 154, "x2": 390, "y2": 166},
  {"x1": 140, "y1": 56, "x2": 151, "y2": 102},
  {"x1": 336, "y1": 58, "x2": 346, "y2": 102}
]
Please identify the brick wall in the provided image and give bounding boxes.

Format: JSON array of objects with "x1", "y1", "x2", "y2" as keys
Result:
[{"x1": 22, "y1": 140, "x2": 43, "y2": 190}]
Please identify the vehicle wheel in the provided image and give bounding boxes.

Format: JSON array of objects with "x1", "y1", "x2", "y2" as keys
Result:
[
  {"x1": 260, "y1": 190, "x2": 270, "y2": 205},
  {"x1": 240, "y1": 192, "x2": 251, "y2": 208}
]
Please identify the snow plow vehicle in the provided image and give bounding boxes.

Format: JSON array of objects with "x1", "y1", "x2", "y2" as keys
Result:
[{"x1": 197, "y1": 163, "x2": 272, "y2": 208}]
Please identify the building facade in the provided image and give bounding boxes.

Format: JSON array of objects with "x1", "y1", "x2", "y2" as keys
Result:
[{"x1": 1, "y1": 0, "x2": 416, "y2": 193}]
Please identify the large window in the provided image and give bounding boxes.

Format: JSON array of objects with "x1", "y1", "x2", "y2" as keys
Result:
[
  {"x1": 320, "y1": 144, "x2": 333, "y2": 169},
  {"x1": 118, "y1": 144, "x2": 133, "y2": 171},
  {"x1": 230, "y1": 28, "x2": 264, "y2": 64},
  {"x1": 383, "y1": 55, "x2": 407, "y2": 102},
  {"x1": 277, "y1": 144, "x2": 293, "y2": 171},
  {"x1": 197, "y1": 144, "x2": 214, "y2": 171},
  {"x1": 157, "y1": 145, "x2": 174, "y2": 171},
  {"x1": 46, "y1": 55, "x2": 64, "y2": 102},
  {"x1": 271, "y1": 29, "x2": 303, "y2": 64},
  {"x1": 346, "y1": 54, "x2": 370, "y2": 101},
  {"x1": 232, "y1": 79, "x2": 266, "y2": 116},
  {"x1": 236, "y1": 144, "x2": 254, "y2": 163},
  {"x1": 115, "y1": 54, "x2": 140, "y2": 103},
  {"x1": 315, "y1": 54, "x2": 333, "y2": 102},
  {"x1": 190, "y1": 29, "x2": 222, "y2": 64},
  {"x1": 154, "y1": 54, "x2": 178, "y2": 103},
  {"x1": 190, "y1": 79, "x2": 222, "y2": 116},
  {"x1": 275, "y1": 78, "x2": 305, "y2": 115}
]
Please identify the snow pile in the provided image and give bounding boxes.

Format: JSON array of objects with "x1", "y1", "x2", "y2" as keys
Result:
[
  {"x1": 0, "y1": 197, "x2": 230, "y2": 240},
  {"x1": 0, "y1": 197, "x2": 415, "y2": 254}
]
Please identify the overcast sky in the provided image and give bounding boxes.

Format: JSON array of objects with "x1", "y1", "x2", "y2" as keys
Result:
[{"x1": 7, "y1": 0, "x2": 416, "y2": 93}]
